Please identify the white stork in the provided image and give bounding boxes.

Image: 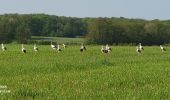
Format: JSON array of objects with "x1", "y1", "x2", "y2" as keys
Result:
[
  {"x1": 160, "y1": 45, "x2": 166, "y2": 52},
  {"x1": 106, "y1": 44, "x2": 111, "y2": 52},
  {"x1": 1, "y1": 43, "x2": 7, "y2": 51},
  {"x1": 34, "y1": 44, "x2": 38, "y2": 52},
  {"x1": 80, "y1": 44, "x2": 86, "y2": 52},
  {"x1": 136, "y1": 46, "x2": 141, "y2": 55},
  {"x1": 101, "y1": 46, "x2": 108, "y2": 53},
  {"x1": 57, "y1": 44, "x2": 62, "y2": 52},
  {"x1": 139, "y1": 43, "x2": 144, "y2": 51},
  {"x1": 22, "y1": 44, "x2": 26, "y2": 53},
  {"x1": 51, "y1": 42, "x2": 57, "y2": 50}
]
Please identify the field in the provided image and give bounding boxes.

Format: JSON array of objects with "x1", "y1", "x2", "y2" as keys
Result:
[{"x1": 0, "y1": 45, "x2": 170, "y2": 99}]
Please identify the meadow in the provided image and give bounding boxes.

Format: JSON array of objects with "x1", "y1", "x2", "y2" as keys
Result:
[{"x1": 0, "y1": 44, "x2": 170, "y2": 99}]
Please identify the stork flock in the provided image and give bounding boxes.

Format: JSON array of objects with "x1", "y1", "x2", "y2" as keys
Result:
[
  {"x1": 136, "y1": 43, "x2": 166, "y2": 55},
  {"x1": 1, "y1": 42, "x2": 68, "y2": 53},
  {"x1": 0, "y1": 42, "x2": 167, "y2": 54}
]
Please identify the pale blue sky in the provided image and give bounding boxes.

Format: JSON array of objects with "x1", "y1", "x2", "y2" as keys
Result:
[{"x1": 0, "y1": 0, "x2": 169, "y2": 20}]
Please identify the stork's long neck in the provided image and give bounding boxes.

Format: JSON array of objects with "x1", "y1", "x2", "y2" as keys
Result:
[{"x1": 106, "y1": 45, "x2": 109, "y2": 49}]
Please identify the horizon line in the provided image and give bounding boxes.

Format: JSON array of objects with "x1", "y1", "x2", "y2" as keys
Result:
[{"x1": 0, "y1": 13, "x2": 169, "y2": 21}]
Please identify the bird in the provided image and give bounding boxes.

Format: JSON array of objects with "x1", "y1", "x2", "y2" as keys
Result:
[
  {"x1": 51, "y1": 42, "x2": 57, "y2": 50},
  {"x1": 136, "y1": 46, "x2": 141, "y2": 55},
  {"x1": 80, "y1": 43, "x2": 86, "y2": 52},
  {"x1": 160, "y1": 45, "x2": 166, "y2": 52},
  {"x1": 1, "y1": 43, "x2": 7, "y2": 51},
  {"x1": 34, "y1": 44, "x2": 38, "y2": 52},
  {"x1": 63, "y1": 44, "x2": 67, "y2": 48},
  {"x1": 22, "y1": 44, "x2": 26, "y2": 53},
  {"x1": 81, "y1": 44, "x2": 87, "y2": 50},
  {"x1": 139, "y1": 43, "x2": 144, "y2": 51},
  {"x1": 106, "y1": 44, "x2": 111, "y2": 52},
  {"x1": 101, "y1": 46, "x2": 108, "y2": 53},
  {"x1": 57, "y1": 44, "x2": 62, "y2": 52},
  {"x1": 80, "y1": 46, "x2": 84, "y2": 52}
]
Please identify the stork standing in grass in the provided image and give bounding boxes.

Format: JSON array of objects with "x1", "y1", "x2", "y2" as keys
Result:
[
  {"x1": 106, "y1": 44, "x2": 111, "y2": 52},
  {"x1": 80, "y1": 43, "x2": 86, "y2": 52},
  {"x1": 80, "y1": 46, "x2": 84, "y2": 52},
  {"x1": 139, "y1": 43, "x2": 144, "y2": 51},
  {"x1": 57, "y1": 44, "x2": 62, "y2": 52},
  {"x1": 160, "y1": 45, "x2": 166, "y2": 52},
  {"x1": 51, "y1": 42, "x2": 57, "y2": 50},
  {"x1": 34, "y1": 44, "x2": 38, "y2": 52},
  {"x1": 136, "y1": 46, "x2": 141, "y2": 55},
  {"x1": 22, "y1": 44, "x2": 26, "y2": 53},
  {"x1": 101, "y1": 46, "x2": 108, "y2": 53},
  {"x1": 1, "y1": 43, "x2": 7, "y2": 51}
]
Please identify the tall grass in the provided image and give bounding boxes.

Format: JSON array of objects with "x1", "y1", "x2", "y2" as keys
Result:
[{"x1": 0, "y1": 45, "x2": 170, "y2": 99}]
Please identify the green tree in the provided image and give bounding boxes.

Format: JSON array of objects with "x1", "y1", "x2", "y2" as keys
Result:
[
  {"x1": 87, "y1": 18, "x2": 113, "y2": 44},
  {"x1": 16, "y1": 24, "x2": 31, "y2": 43}
]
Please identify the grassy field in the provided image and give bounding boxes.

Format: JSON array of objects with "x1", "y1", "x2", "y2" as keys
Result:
[{"x1": 0, "y1": 45, "x2": 170, "y2": 99}]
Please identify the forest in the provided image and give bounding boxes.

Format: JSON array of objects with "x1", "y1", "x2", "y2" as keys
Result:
[{"x1": 0, "y1": 14, "x2": 170, "y2": 45}]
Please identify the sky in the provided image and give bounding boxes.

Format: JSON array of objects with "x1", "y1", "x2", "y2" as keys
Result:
[{"x1": 0, "y1": 0, "x2": 169, "y2": 20}]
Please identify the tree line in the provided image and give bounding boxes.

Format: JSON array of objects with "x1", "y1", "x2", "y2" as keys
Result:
[
  {"x1": 0, "y1": 14, "x2": 86, "y2": 43},
  {"x1": 86, "y1": 18, "x2": 170, "y2": 45},
  {"x1": 0, "y1": 14, "x2": 170, "y2": 45}
]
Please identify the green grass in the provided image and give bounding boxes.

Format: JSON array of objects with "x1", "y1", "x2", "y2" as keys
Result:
[{"x1": 0, "y1": 45, "x2": 170, "y2": 99}]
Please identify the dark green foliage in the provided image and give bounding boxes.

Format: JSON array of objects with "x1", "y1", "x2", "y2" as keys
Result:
[
  {"x1": 0, "y1": 14, "x2": 86, "y2": 43},
  {"x1": 87, "y1": 18, "x2": 170, "y2": 45},
  {"x1": 0, "y1": 14, "x2": 170, "y2": 45}
]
